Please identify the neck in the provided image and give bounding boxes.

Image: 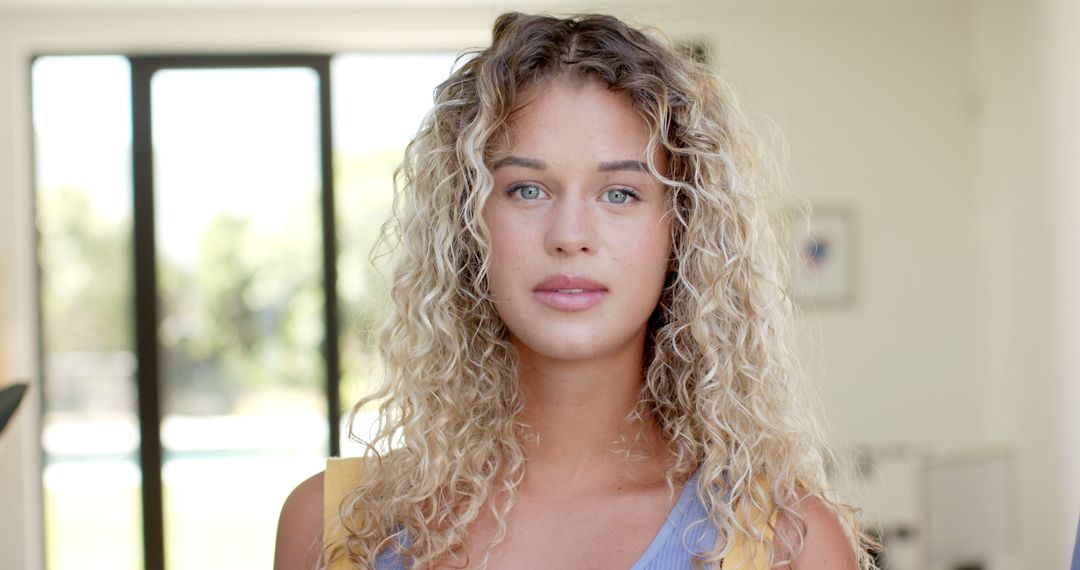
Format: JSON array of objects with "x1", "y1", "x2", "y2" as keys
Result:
[{"x1": 512, "y1": 333, "x2": 669, "y2": 494}]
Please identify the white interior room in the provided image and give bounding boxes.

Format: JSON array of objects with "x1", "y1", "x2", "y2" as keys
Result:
[{"x1": 1, "y1": 0, "x2": 1077, "y2": 569}]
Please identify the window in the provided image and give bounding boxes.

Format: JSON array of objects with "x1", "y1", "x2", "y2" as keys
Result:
[{"x1": 33, "y1": 51, "x2": 457, "y2": 570}]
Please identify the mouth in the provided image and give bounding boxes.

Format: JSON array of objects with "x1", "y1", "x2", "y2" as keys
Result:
[{"x1": 533, "y1": 274, "x2": 608, "y2": 312}]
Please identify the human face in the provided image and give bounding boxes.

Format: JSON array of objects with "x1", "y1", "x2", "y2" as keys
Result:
[{"x1": 483, "y1": 78, "x2": 672, "y2": 363}]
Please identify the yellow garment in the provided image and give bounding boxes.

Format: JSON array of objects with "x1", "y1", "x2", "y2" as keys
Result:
[
  {"x1": 325, "y1": 457, "x2": 369, "y2": 569},
  {"x1": 323, "y1": 457, "x2": 773, "y2": 569}
]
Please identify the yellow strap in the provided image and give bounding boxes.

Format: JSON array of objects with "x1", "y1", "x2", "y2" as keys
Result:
[
  {"x1": 725, "y1": 513, "x2": 777, "y2": 569},
  {"x1": 725, "y1": 476, "x2": 778, "y2": 569},
  {"x1": 324, "y1": 457, "x2": 369, "y2": 570}
]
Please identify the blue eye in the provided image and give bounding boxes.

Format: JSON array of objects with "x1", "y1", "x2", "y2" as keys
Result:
[
  {"x1": 605, "y1": 188, "x2": 637, "y2": 204},
  {"x1": 509, "y1": 184, "x2": 543, "y2": 200}
]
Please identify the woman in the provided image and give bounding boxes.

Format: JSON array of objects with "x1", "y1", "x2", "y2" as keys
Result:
[{"x1": 276, "y1": 11, "x2": 874, "y2": 570}]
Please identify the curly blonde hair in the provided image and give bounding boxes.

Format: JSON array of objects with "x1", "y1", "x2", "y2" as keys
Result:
[{"x1": 328, "y1": 11, "x2": 878, "y2": 570}]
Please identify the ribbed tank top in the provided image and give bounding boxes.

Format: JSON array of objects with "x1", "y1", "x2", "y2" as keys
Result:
[{"x1": 324, "y1": 457, "x2": 773, "y2": 569}]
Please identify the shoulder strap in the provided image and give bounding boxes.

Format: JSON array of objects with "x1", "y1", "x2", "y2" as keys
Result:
[
  {"x1": 324, "y1": 457, "x2": 369, "y2": 569},
  {"x1": 724, "y1": 516, "x2": 777, "y2": 569},
  {"x1": 724, "y1": 478, "x2": 778, "y2": 569}
]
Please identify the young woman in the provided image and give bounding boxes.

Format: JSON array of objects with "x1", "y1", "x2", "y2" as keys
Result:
[{"x1": 276, "y1": 11, "x2": 874, "y2": 570}]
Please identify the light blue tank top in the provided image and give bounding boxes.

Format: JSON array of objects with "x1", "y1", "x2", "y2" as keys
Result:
[{"x1": 374, "y1": 468, "x2": 716, "y2": 569}]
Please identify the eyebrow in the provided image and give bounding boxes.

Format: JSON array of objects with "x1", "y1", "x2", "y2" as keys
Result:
[
  {"x1": 492, "y1": 155, "x2": 546, "y2": 170},
  {"x1": 492, "y1": 155, "x2": 649, "y2": 173},
  {"x1": 597, "y1": 159, "x2": 649, "y2": 173}
]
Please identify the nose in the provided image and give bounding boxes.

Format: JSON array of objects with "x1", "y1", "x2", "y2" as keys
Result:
[{"x1": 545, "y1": 195, "x2": 595, "y2": 255}]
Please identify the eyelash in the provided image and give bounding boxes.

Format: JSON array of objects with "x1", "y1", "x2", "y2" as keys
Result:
[
  {"x1": 504, "y1": 183, "x2": 640, "y2": 203},
  {"x1": 506, "y1": 183, "x2": 546, "y2": 200},
  {"x1": 603, "y1": 187, "x2": 640, "y2": 204}
]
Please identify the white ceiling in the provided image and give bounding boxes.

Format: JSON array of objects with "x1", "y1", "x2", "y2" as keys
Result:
[
  {"x1": 0, "y1": 0, "x2": 618, "y2": 9},
  {"x1": 0, "y1": 0, "x2": 961, "y2": 10}
]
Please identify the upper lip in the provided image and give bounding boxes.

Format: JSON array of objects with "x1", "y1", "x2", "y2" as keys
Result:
[{"x1": 534, "y1": 274, "x2": 608, "y2": 292}]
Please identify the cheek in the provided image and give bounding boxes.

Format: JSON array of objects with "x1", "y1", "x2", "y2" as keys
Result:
[
  {"x1": 625, "y1": 221, "x2": 672, "y2": 274},
  {"x1": 486, "y1": 216, "x2": 531, "y2": 292}
]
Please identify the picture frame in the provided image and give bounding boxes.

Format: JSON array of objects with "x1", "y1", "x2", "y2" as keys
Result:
[{"x1": 788, "y1": 205, "x2": 856, "y2": 307}]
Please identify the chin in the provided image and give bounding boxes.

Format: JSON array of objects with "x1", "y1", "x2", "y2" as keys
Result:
[
  {"x1": 510, "y1": 328, "x2": 636, "y2": 363},
  {"x1": 531, "y1": 342, "x2": 608, "y2": 362}
]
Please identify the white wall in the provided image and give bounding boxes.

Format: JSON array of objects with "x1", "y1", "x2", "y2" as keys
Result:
[
  {"x1": 1042, "y1": 0, "x2": 1080, "y2": 542},
  {"x1": 0, "y1": 16, "x2": 46, "y2": 570},
  {"x1": 710, "y1": 2, "x2": 985, "y2": 449},
  {"x1": 974, "y1": 0, "x2": 1080, "y2": 567},
  {"x1": 0, "y1": 1, "x2": 1074, "y2": 569}
]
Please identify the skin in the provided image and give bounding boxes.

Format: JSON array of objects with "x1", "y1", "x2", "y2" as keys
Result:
[
  {"x1": 274, "y1": 77, "x2": 858, "y2": 569},
  {"x1": 483, "y1": 75, "x2": 675, "y2": 487}
]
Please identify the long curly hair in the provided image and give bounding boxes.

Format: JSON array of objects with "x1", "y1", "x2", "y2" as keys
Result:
[{"x1": 328, "y1": 11, "x2": 877, "y2": 570}]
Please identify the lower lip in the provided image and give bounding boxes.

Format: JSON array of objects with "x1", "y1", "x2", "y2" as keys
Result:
[{"x1": 533, "y1": 290, "x2": 607, "y2": 312}]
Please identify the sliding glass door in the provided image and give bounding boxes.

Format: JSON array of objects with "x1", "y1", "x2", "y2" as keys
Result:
[
  {"x1": 132, "y1": 58, "x2": 337, "y2": 569},
  {"x1": 34, "y1": 51, "x2": 455, "y2": 570}
]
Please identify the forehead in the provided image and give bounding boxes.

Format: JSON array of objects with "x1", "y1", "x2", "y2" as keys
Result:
[{"x1": 492, "y1": 78, "x2": 657, "y2": 161}]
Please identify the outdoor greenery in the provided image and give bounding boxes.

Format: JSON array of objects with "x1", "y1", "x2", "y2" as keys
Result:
[
  {"x1": 38, "y1": 149, "x2": 399, "y2": 417},
  {"x1": 39, "y1": 186, "x2": 133, "y2": 355}
]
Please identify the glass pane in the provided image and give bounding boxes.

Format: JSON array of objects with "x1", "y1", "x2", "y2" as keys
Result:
[
  {"x1": 150, "y1": 67, "x2": 327, "y2": 569},
  {"x1": 331, "y1": 53, "x2": 458, "y2": 455},
  {"x1": 32, "y1": 55, "x2": 143, "y2": 570}
]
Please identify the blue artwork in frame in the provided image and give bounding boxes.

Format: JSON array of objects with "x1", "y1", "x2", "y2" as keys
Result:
[{"x1": 789, "y1": 205, "x2": 856, "y2": 307}]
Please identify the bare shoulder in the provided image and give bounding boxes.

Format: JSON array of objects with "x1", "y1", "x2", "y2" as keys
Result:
[
  {"x1": 274, "y1": 470, "x2": 325, "y2": 570},
  {"x1": 772, "y1": 493, "x2": 859, "y2": 570}
]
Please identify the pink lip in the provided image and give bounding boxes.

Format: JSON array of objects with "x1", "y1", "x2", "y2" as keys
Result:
[{"x1": 533, "y1": 274, "x2": 608, "y2": 312}]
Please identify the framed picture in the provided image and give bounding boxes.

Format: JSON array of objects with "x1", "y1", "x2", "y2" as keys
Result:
[{"x1": 788, "y1": 205, "x2": 856, "y2": 306}]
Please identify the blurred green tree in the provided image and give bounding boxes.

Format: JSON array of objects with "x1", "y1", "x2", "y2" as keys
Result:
[{"x1": 39, "y1": 186, "x2": 133, "y2": 354}]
